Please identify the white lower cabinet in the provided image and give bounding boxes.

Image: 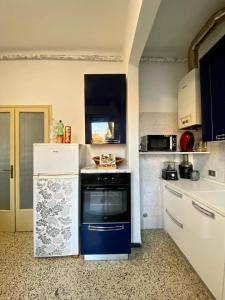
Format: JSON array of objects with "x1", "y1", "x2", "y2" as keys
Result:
[
  {"x1": 184, "y1": 196, "x2": 225, "y2": 300},
  {"x1": 163, "y1": 184, "x2": 189, "y2": 255},
  {"x1": 163, "y1": 183, "x2": 225, "y2": 300}
]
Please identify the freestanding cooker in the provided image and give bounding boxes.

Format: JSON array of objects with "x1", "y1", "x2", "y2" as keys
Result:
[{"x1": 80, "y1": 172, "x2": 131, "y2": 260}]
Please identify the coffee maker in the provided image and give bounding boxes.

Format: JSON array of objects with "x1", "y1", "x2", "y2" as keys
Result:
[
  {"x1": 179, "y1": 154, "x2": 193, "y2": 179},
  {"x1": 162, "y1": 161, "x2": 178, "y2": 180}
]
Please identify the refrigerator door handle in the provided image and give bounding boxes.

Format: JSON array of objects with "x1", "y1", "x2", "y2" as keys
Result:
[{"x1": 36, "y1": 172, "x2": 77, "y2": 177}]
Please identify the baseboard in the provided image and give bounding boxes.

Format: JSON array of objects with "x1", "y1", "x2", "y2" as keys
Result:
[{"x1": 131, "y1": 243, "x2": 141, "y2": 248}]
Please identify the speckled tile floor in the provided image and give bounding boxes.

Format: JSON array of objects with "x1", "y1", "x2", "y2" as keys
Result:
[{"x1": 0, "y1": 229, "x2": 214, "y2": 300}]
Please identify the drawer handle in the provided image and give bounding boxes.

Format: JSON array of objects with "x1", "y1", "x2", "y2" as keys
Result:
[
  {"x1": 165, "y1": 185, "x2": 183, "y2": 198},
  {"x1": 88, "y1": 225, "x2": 124, "y2": 232},
  {"x1": 192, "y1": 201, "x2": 215, "y2": 219},
  {"x1": 216, "y1": 134, "x2": 225, "y2": 140},
  {"x1": 165, "y1": 209, "x2": 183, "y2": 229}
]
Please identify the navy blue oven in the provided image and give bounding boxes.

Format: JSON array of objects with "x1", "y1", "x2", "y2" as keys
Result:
[{"x1": 80, "y1": 173, "x2": 131, "y2": 255}]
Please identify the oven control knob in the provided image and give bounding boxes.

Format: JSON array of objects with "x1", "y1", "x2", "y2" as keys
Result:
[
  {"x1": 97, "y1": 176, "x2": 101, "y2": 181},
  {"x1": 103, "y1": 177, "x2": 109, "y2": 181}
]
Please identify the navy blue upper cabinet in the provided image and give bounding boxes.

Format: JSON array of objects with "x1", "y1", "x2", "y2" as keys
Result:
[
  {"x1": 200, "y1": 35, "x2": 225, "y2": 141},
  {"x1": 84, "y1": 74, "x2": 126, "y2": 144}
]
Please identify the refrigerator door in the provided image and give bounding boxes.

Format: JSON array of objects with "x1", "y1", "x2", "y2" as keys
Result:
[
  {"x1": 33, "y1": 174, "x2": 79, "y2": 257},
  {"x1": 33, "y1": 143, "x2": 79, "y2": 175}
]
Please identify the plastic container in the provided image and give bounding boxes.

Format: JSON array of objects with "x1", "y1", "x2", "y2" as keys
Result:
[{"x1": 190, "y1": 170, "x2": 200, "y2": 181}]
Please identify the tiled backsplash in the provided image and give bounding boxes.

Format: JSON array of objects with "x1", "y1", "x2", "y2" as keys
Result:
[
  {"x1": 193, "y1": 141, "x2": 225, "y2": 183},
  {"x1": 140, "y1": 112, "x2": 179, "y2": 137},
  {"x1": 139, "y1": 112, "x2": 181, "y2": 229}
]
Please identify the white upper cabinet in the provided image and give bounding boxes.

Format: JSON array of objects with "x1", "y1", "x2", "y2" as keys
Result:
[{"x1": 178, "y1": 68, "x2": 201, "y2": 129}]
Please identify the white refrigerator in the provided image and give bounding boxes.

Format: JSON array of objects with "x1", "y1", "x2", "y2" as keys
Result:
[{"x1": 33, "y1": 143, "x2": 79, "y2": 257}]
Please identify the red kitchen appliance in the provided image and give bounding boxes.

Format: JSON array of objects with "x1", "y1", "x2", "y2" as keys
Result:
[{"x1": 180, "y1": 131, "x2": 195, "y2": 152}]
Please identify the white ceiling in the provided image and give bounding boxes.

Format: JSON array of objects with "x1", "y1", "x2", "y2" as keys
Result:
[
  {"x1": 143, "y1": 0, "x2": 225, "y2": 58},
  {"x1": 0, "y1": 0, "x2": 129, "y2": 53}
]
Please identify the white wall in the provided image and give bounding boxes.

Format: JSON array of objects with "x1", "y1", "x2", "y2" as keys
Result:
[
  {"x1": 0, "y1": 60, "x2": 125, "y2": 144},
  {"x1": 139, "y1": 61, "x2": 187, "y2": 229},
  {"x1": 127, "y1": 64, "x2": 141, "y2": 243},
  {"x1": 139, "y1": 62, "x2": 187, "y2": 112},
  {"x1": 0, "y1": 59, "x2": 150, "y2": 243},
  {"x1": 0, "y1": 60, "x2": 128, "y2": 164}
]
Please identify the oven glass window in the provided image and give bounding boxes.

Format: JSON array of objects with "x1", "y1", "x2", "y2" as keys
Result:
[{"x1": 83, "y1": 189, "x2": 128, "y2": 222}]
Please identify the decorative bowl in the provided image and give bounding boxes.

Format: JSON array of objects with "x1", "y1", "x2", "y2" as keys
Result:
[{"x1": 92, "y1": 156, "x2": 124, "y2": 166}]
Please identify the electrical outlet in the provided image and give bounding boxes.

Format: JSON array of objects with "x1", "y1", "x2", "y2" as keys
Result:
[{"x1": 208, "y1": 170, "x2": 216, "y2": 177}]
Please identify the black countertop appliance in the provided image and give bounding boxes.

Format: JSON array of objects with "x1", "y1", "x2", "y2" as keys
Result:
[
  {"x1": 179, "y1": 154, "x2": 193, "y2": 179},
  {"x1": 162, "y1": 161, "x2": 178, "y2": 180}
]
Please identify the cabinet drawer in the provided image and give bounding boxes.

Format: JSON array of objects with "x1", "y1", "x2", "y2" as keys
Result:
[
  {"x1": 80, "y1": 223, "x2": 131, "y2": 255},
  {"x1": 164, "y1": 207, "x2": 185, "y2": 250},
  {"x1": 163, "y1": 184, "x2": 184, "y2": 219},
  {"x1": 163, "y1": 184, "x2": 188, "y2": 253}
]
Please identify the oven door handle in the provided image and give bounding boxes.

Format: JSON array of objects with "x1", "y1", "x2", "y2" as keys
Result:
[
  {"x1": 88, "y1": 225, "x2": 124, "y2": 232},
  {"x1": 85, "y1": 187, "x2": 106, "y2": 191},
  {"x1": 84, "y1": 187, "x2": 127, "y2": 191}
]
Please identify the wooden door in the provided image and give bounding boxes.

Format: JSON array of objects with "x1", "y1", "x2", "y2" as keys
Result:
[{"x1": 0, "y1": 106, "x2": 50, "y2": 232}]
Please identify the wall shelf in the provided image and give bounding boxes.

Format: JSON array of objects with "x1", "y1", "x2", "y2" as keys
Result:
[{"x1": 139, "y1": 151, "x2": 210, "y2": 155}]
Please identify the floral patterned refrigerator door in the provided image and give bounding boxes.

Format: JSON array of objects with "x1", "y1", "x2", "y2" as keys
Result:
[{"x1": 33, "y1": 175, "x2": 79, "y2": 257}]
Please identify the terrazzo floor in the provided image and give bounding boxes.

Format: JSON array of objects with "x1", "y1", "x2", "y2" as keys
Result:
[{"x1": 0, "y1": 229, "x2": 214, "y2": 300}]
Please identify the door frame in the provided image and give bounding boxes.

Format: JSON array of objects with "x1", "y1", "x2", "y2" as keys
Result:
[
  {"x1": 0, "y1": 108, "x2": 15, "y2": 232},
  {"x1": 0, "y1": 105, "x2": 51, "y2": 232}
]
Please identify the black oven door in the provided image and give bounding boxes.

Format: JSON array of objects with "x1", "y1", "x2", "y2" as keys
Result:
[{"x1": 82, "y1": 185, "x2": 130, "y2": 223}]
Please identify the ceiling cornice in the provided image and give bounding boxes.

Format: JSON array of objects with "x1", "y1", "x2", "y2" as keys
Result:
[
  {"x1": 0, "y1": 53, "x2": 123, "y2": 62},
  {"x1": 141, "y1": 56, "x2": 187, "y2": 63}
]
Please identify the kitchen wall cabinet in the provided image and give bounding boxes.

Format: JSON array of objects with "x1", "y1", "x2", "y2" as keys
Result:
[
  {"x1": 200, "y1": 34, "x2": 225, "y2": 141},
  {"x1": 163, "y1": 183, "x2": 225, "y2": 300},
  {"x1": 84, "y1": 74, "x2": 126, "y2": 144}
]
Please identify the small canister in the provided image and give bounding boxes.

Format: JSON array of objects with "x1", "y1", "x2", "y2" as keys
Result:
[
  {"x1": 190, "y1": 170, "x2": 200, "y2": 181},
  {"x1": 64, "y1": 126, "x2": 71, "y2": 143}
]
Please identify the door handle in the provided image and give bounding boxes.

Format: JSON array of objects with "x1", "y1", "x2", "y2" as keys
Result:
[
  {"x1": 216, "y1": 134, "x2": 225, "y2": 140},
  {"x1": 0, "y1": 165, "x2": 13, "y2": 178},
  {"x1": 88, "y1": 225, "x2": 124, "y2": 232},
  {"x1": 192, "y1": 201, "x2": 215, "y2": 219},
  {"x1": 165, "y1": 209, "x2": 183, "y2": 229},
  {"x1": 165, "y1": 185, "x2": 183, "y2": 198},
  {"x1": 10, "y1": 165, "x2": 14, "y2": 179}
]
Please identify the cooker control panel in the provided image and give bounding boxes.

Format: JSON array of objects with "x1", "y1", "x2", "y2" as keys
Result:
[{"x1": 82, "y1": 173, "x2": 130, "y2": 185}]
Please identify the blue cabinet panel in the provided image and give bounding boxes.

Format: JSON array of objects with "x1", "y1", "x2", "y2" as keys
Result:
[
  {"x1": 80, "y1": 223, "x2": 131, "y2": 255},
  {"x1": 84, "y1": 74, "x2": 126, "y2": 144},
  {"x1": 200, "y1": 34, "x2": 225, "y2": 141},
  {"x1": 210, "y1": 36, "x2": 225, "y2": 141}
]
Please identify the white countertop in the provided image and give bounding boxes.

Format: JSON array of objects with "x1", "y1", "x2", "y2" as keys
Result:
[
  {"x1": 163, "y1": 178, "x2": 225, "y2": 217},
  {"x1": 80, "y1": 166, "x2": 131, "y2": 173}
]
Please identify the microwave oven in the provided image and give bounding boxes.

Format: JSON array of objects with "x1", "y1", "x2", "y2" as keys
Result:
[{"x1": 140, "y1": 135, "x2": 177, "y2": 152}]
